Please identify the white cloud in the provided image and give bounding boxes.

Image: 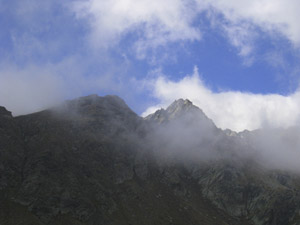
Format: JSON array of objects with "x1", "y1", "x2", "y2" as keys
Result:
[
  {"x1": 221, "y1": 22, "x2": 256, "y2": 60},
  {"x1": 3, "y1": 0, "x2": 300, "y2": 121},
  {"x1": 72, "y1": 0, "x2": 201, "y2": 56},
  {"x1": 72, "y1": 0, "x2": 300, "y2": 58},
  {"x1": 200, "y1": 0, "x2": 300, "y2": 47},
  {"x1": 143, "y1": 67, "x2": 300, "y2": 131},
  {"x1": 0, "y1": 56, "x2": 148, "y2": 116},
  {"x1": 0, "y1": 64, "x2": 66, "y2": 115}
]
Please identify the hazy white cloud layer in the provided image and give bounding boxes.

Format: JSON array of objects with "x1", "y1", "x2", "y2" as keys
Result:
[
  {"x1": 143, "y1": 67, "x2": 300, "y2": 131},
  {"x1": 0, "y1": 57, "x2": 140, "y2": 115},
  {"x1": 201, "y1": 0, "x2": 300, "y2": 46},
  {"x1": 0, "y1": 64, "x2": 65, "y2": 115},
  {"x1": 72, "y1": 0, "x2": 300, "y2": 56},
  {"x1": 72, "y1": 0, "x2": 201, "y2": 58}
]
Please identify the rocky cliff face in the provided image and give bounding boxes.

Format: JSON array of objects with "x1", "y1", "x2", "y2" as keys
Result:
[{"x1": 1, "y1": 95, "x2": 300, "y2": 225}]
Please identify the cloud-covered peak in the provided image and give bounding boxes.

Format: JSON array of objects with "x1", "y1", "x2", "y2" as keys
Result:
[{"x1": 61, "y1": 94, "x2": 135, "y2": 116}]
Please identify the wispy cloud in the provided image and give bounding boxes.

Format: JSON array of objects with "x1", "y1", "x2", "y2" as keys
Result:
[
  {"x1": 0, "y1": 63, "x2": 66, "y2": 115},
  {"x1": 72, "y1": 0, "x2": 201, "y2": 57},
  {"x1": 200, "y1": 0, "x2": 300, "y2": 46},
  {"x1": 72, "y1": 0, "x2": 300, "y2": 59}
]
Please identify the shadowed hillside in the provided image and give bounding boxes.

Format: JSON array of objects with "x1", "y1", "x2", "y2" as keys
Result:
[{"x1": 1, "y1": 95, "x2": 300, "y2": 225}]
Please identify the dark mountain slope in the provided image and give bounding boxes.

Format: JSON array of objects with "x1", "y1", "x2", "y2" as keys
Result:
[
  {"x1": 1, "y1": 95, "x2": 300, "y2": 225},
  {"x1": 145, "y1": 99, "x2": 300, "y2": 225},
  {"x1": 0, "y1": 95, "x2": 243, "y2": 225}
]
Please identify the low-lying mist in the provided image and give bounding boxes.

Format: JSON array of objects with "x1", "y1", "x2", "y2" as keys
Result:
[
  {"x1": 144, "y1": 99, "x2": 300, "y2": 174},
  {"x1": 248, "y1": 127, "x2": 300, "y2": 172},
  {"x1": 12, "y1": 93, "x2": 300, "y2": 175}
]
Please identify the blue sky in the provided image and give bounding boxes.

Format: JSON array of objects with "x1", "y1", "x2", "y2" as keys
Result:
[{"x1": 1, "y1": 0, "x2": 300, "y2": 131}]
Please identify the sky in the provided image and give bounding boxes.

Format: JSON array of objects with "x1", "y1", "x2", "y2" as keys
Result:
[{"x1": 1, "y1": 0, "x2": 300, "y2": 131}]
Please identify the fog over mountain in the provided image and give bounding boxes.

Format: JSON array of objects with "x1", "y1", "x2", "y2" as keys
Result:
[
  {"x1": 1, "y1": 95, "x2": 300, "y2": 225},
  {"x1": 2, "y1": 1, "x2": 300, "y2": 224},
  {"x1": 145, "y1": 98, "x2": 300, "y2": 173}
]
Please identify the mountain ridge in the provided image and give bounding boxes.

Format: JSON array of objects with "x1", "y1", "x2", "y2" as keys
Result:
[{"x1": 1, "y1": 95, "x2": 300, "y2": 225}]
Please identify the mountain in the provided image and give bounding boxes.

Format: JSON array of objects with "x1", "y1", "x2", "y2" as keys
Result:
[{"x1": 1, "y1": 95, "x2": 300, "y2": 225}]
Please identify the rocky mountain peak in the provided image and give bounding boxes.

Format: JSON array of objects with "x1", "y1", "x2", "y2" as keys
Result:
[
  {"x1": 67, "y1": 94, "x2": 128, "y2": 109},
  {"x1": 166, "y1": 98, "x2": 192, "y2": 111},
  {"x1": 44, "y1": 94, "x2": 142, "y2": 136},
  {"x1": 58, "y1": 94, "x2": 136, "y2": 119},
  {"x1": 145, "y1": 99, "x2": 213, "y2": 126},
  {"x1": 165, "y1": 99, "x2": 201, "y2": 119}
]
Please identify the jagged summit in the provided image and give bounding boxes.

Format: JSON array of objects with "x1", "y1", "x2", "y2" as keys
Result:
[
  {"x1": 165, "y1": 98, "x2": 206, "y2": 119},
  {"x1": 145, "y1": 98, "x2": 214, "y2": 127},
  {"x1": 166, "y1": 99, "x2": 193, "y2": 113}
]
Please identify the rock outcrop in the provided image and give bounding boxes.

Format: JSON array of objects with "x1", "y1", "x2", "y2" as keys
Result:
[{"x1": 0, "y1": 106, "x2": 12, "y2": 117}]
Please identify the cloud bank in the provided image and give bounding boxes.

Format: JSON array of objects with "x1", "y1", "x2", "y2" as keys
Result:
[{"x1": 143, "y1": 67, "x2": 300, "y2": 131}]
